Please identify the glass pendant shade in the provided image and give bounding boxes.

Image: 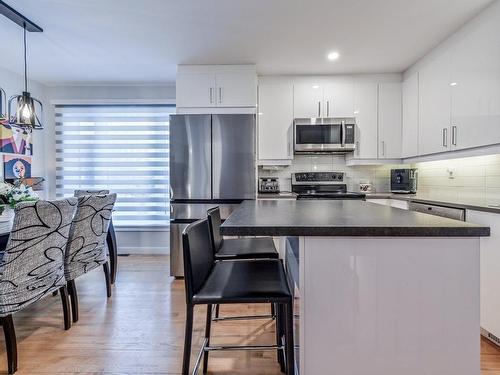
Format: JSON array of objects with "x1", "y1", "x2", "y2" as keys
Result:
[
  {"x1": 0, "y1": 87, "x2": 6, "y2": 121},
  {"x1": 8, "y1": 91, "x2": 43, "y2": 129}
]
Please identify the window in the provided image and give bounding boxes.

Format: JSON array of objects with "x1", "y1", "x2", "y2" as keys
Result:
[{"x1": 55, "y1": 104, "x2": 174, "y2": 227}]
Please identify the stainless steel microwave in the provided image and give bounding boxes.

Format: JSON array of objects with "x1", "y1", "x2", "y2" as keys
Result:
[{"x1": 294, "y1": 117, "x2": 356, "y2": 154}]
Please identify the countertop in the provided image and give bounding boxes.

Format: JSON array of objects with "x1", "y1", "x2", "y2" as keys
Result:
[
  {"x1": 366, "y1": 193, "x2": 500, "y2": 214},
  {"x1": 221, "y1": 200, "x2": 490, "y2": 237}
]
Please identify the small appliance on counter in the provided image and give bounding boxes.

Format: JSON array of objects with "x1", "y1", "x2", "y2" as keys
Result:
[
  {"x1": 391, "y1": 168, "x2": 418, "y2": 194},
  {"x1": 359, "y1": 181, "x2": 373, "y2": 193},
  {"x1": 258, "y1": 177, "x2": 280, "y2": 193},
  {"x1": 291, "y1": 172, "x2": 365, "y2": 200}
]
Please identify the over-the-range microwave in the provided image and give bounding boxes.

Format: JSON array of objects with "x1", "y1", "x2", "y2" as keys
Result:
[{"x1": 294, "y1": 117, "x2": 356, "y2": 154}]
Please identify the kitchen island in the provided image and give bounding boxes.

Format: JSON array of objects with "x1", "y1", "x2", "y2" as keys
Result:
[{"x1": 221, "y1": 200, "x2": 490, "y2": 375}]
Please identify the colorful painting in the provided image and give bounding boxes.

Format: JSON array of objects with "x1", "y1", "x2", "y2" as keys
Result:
[
  {"x1": 3, "y1": 155, "x2": 31, "y2": 179},
  {"x1": 0, "y1": 124, "x2": 33, "y2": 156}
]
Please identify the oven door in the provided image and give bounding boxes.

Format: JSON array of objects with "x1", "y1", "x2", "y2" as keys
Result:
[{"x1": 294, "y1": 122, "x2": 342, "y2": 152}]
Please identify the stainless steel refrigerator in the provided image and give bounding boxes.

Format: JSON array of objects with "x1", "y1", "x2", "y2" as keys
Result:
[{"x1": 169, "y1": 114, "x2": 255, "y2": 277}]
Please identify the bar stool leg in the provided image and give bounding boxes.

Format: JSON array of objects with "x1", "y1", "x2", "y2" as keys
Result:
[
  {"x1": 276, "y1": 303, "x2": 285, "y2": 372},
  {"x1": 285, "y1": 300, "x2": 295, "y2": 375},
  {"x1": 214, "y1": 304, "x2": 220, "y2": 319},
  {"x1": 182, "y1": 304, "x2": 194, "y2": 375},
  {"x1": 203, "y1": 304, "x2": 212, "y2": 374}
]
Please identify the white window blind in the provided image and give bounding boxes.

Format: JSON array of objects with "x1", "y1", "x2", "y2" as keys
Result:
[{"x1": 55, "y1": 104, "x2": 174, "y2": 227}]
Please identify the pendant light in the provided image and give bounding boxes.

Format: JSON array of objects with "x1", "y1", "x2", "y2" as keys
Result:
[{"x1": 8, "y1": 23, "x2": 43, "y2": 129}]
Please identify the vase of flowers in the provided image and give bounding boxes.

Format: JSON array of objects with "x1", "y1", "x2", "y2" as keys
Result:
[{"x1": 0, "y1": 180, "x2": 39, "y2": 222}]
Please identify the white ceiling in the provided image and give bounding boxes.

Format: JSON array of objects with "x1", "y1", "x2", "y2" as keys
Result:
[{"x1": 0, "y1": 0, "x2": 494, "y2": 85}]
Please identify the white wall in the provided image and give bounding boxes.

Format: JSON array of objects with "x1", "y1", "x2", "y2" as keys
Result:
[
  {"x1": 0, "y1": 65, "x2": 48, "y2": 184},
  {"x1": 45, "y1": 84, "x2": 176, "y2": 255}
]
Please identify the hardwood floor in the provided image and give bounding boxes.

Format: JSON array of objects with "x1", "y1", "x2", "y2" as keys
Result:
[{"x1": 0, "y1": 254, "x2": 497, "y2": 374}]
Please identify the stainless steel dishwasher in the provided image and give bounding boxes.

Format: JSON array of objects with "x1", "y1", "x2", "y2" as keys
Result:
[{"x1": 409, "y1": 201, "x2": 466, "y2": 221}]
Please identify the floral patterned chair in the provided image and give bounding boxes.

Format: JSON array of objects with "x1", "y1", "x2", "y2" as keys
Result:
[
  {"x1": 0, "y1": 198, "x2": 78, "y2": 374},
  {"x1": 64, "y1": 193, "x2": 117, "y2": 323},
  {"x1": 74, "y1": 189, "x2": 118, "y2": 284}
]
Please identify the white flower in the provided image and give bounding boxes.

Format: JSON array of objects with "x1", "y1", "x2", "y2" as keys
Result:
[{"x1": 0, "y1": 183, "x2": 12, "y2": 196}]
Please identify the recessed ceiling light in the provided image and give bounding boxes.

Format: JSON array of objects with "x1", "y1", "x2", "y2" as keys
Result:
[
  {"x1": 327, "y1": 51, "x2": 340, "y2": 61},
  {"x1": 312, "y1": 85, "x2": 320, "y2": 89},
  {"x1": 450, "y1": 82, "x2": 458, "y2": 86}
]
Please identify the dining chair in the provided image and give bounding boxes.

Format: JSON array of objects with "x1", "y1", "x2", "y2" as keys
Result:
[
  {"x1": 0, "y1": 198, "x2": 78, "y2": 374},
  {"x1": 182, "y1": 218, "x2": 294, "y2": 375},
  {"x1": 64, "y1": 193, "x2": 117, "y2": 323},
  {"x1": 74, "y1": 189, "x2": 118, "y2": 284}
]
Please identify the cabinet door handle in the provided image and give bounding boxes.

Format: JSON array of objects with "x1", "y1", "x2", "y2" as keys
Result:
[
  {"x1": 442, "y1": 128, "x2": 448, "y2": 147},
  {"x1": 327, "y1": 101, "x2": 330, "y2": 117},
  {"x1": 356, "y1": 141, "x2": 360, "y2": 156},
  {"x1": 381, "y1": 141, "x2": 386, "y2": 157},
  {"x1": 210, "y1": 87, "x2": 213, "y2": 104},
  {"x1": 218, "y1": 87, "x2": 223, "y2": 104},
  {"x1": 452, "y1": 125, "x2": 457, "y2": 146},
  {"x1": 318, "y1": 101, "x2": 321, "y2": 117}
]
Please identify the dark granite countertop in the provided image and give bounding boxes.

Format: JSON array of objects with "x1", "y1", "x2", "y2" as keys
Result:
[
  {"x1": 366, "y1": 193, "x2": 500, "y2": 214},
  {"x1": 220, "y1": 200, "x2": 490, "y2": 237}
]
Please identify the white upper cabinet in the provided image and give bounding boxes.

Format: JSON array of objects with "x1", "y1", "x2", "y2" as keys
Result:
[
  {"x1": 176, "y1": 72, "x2": 215, "y2": 108},
  {"x1": 176, "y1": 65, "x2": 257, "y2": 108},
  {"x1": 293, "y1": 82, "x2": 324, "y2": 118},
  {"x1": 258, "y1": 77, "x2": 294, "y2": 163},
  {"x1": 450, "y1": 11, "x2": 500, "y2": 150},
  {"x1": 215, "y1": 70, "x2": 257, "y2": 107},
  {"x1": 378, "y1": 82, "x2": 402, "y2": 159},
  {"x1": 401, "y1": 72, "x2": 419, "y2": 158},
  {"x1": 323, "y1": 79, "x2": 354, "y2": 117},
  {"x1": 418, "y1": 50, "x2": 452, "y2": 155},
  {"x1": 353, "y1": 82, "x2": 378, "y2": 159},
  {"x1": 293, "y1": 78, "x2": 354, "y2": 118}
]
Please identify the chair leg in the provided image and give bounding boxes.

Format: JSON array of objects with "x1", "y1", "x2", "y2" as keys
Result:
[
  {"x1": 67, "y1": 279, "x2": 79, "y2": 323},
  {"x1": 1, "y1": 315, "x2": 17, "y2": 374},
  {"x1": 214, "y1": 304, "x2": 220, "y2": 320},
  {"x1": 182, "y1": 304, "x2": 194, "y2": 375},
  {"x1": 203, "y1": 304, "x2": 212, "y2": 374},
  {"x1": 59, "y1": 286, "x2": 71, "y2": 330},
  {"x1": 276, "y1": 303, "x2": 285, "y2": 372},
  {"x1": 285, "y1": 300, "x2": 295, "y2": 375},
  {"x1": 103, "y1": 262, "x2": 112, "y2": 298},
  {"x1": 271, "y1": 302, "x2": 276, "y2": 317},
  {"x1": 107, "y1": 220, "x2": 118, "y2": 285}
]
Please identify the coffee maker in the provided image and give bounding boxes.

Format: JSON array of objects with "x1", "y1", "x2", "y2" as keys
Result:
[{"x1": 391, "y1": 169, "x2": 418, "y2": 194}]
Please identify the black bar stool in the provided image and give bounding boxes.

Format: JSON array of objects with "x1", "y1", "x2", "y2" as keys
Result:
[
  {"x1": 182, "y1": 219, "x2": 294, "y2": 375},
  {"x1": 207, "y1": 207, "x2": 279, "y2": 321}
]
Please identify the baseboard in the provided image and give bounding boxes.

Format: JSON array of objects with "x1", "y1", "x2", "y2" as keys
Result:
[{"x1": 118, "y1": 247, "x2": 169, "y2": 255}]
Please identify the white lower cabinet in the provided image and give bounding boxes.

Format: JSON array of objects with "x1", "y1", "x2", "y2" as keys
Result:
[{"x1": 467, "y1": 209, "x2": 500, "y2": 341}]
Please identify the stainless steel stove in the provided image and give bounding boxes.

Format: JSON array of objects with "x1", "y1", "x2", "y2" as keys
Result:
[{"x1": 291, "y1": 172, "x2": 366, "y2": 200}]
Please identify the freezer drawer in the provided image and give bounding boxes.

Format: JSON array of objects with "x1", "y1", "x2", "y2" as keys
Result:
[
  {"x1": 171, "y1": 203, "x2": 241, "y2": 220},
  {"x1": 170, "y1": 221, "x2": 192, "y2": 277}
]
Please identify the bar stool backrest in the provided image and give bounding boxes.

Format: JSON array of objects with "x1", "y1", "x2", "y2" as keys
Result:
[
  {"x1": 182, "y1": 218, "x2": 215, "y2": 303},
  {"x1": 64, "y1": 193, "x2": 117, "y2": 281},
  {"x1": 207, "y1": 207, "x2": 223, "y2": 254},
  {"x1": 0, "y1": 198, "x2": 78, "y2": 315}
]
